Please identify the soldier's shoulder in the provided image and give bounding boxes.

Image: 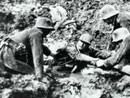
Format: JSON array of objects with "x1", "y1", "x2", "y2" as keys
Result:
[
  {"x1": 28, "y1": 27, "x2": 42, "y2": 34},
  {"x1": 29, "y1": 27, "x2": 40, "y2": 32},
  {"x1": 26, "y1": 27, "x2": 43, "y2": 39}
]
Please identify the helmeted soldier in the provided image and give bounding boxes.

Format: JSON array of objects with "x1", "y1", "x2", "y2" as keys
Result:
[
  {"x1": 99, "y1": 4, "x2": 130, "y2": 50},
  {"x1": 96, "y1": 27, "x2": 130, "y2": 71},
  {"x1": 76, "y1": 33, "x2": 112, "y2": 62},
  {"x1": 0, "y1": 17, "x2": 55, "y2": 80},
  {"x1": 55, "y1": 33, "x2": 112, "y2": 72},
  {"x1": 99, "y1": 4, "x2": 130, "y2": 32}
]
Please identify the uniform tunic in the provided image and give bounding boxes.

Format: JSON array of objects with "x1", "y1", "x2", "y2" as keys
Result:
[
  {"x1": 104, "y1": 35, "x2": 130, "y2": 68},
  {"x1": 6, "y1": 27, "x2": 51, "y2": 78}
]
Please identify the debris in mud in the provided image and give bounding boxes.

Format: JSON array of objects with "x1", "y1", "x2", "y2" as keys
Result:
[
  {"x1": 48, "y1": 77, "x2": 81, "y2": 98},
  {"x1": 0, "y1": 74, "x2": 51, "y2": 98}
]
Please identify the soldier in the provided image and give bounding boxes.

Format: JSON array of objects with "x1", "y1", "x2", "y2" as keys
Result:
[
  {"x1": 56, "y1": 33, "x2": 112, "y2": 72},
  {"x1": 99, "y1": 4, "x2": 130, "y2": 50},
  {"x1": 0, "y1": 17, "x2": 55, "y2": 80},
  {"x1": 99, "y1": 4, "x2": 130, "y2": 32},
  {"x1": 96, "y1": 27, "x2": 130, "y2": 71},
  {"x1": 76, "y1": 33, "x2": 112, "y2": 62}
]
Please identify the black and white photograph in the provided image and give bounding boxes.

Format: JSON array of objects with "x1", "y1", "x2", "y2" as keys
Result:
[{"x1": 0, "y1": 0, "x2": 130, "y2": 98}]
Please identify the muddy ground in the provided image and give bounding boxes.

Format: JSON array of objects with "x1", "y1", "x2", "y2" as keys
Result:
[
  {"x1": 1, "y1": 67, "x2": 130, "y2": 98},
  {"x1": 1, "y1": 0, "x2": 130, "y2": 98}
]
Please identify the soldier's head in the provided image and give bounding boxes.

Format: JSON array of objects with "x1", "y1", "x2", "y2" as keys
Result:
[
  {"x1": 35, "y1": 17, "x2": 54, "y2": 37},
  {"x1": 77, "y1": 33, "x2": 93, "y2": 51},
  {"x1": 99, "y1": 5, "x2": 119, "y2": 25},
  {"x1": 112, "y1": 27, "x2": 130, "y2": 43}
]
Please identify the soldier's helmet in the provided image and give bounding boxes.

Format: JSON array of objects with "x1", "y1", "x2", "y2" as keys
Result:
[
  {"x1": 99, "y1": 5, "x2": 119, "y2": 20},
  {"x1": 35, "y1": 17, "x2": 54, "y2": 30},
  {"x1": 79, "y1": 33, "x2": 93, "y2": 44},
  {"x1": 112, "y1": 27, "x2": 130, "y2": 42}
]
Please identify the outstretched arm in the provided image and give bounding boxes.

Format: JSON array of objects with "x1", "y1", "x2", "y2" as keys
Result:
[
  {"x1": 96, "y1": 36, "x2": 130, "y2": 68},
  {"x1": 76, "y1": 53, "x2": 99, "y2": 65},
  {"x1": 104, "y1": 37, "x2": 130, "y2": 67}
]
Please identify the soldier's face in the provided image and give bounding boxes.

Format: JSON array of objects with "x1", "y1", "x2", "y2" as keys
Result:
[
  {"x1": 111, "y1": 40, "x2": 123, "y2": 51},
  {"x1": 42, "y1": 29, "x2": 52, "y2": 37},
  {"x1": 76, "y1": 40, "x2": 89, "y2": 50},
  {"x1": 103, "y1": 18, "x2": 113, "y2": 25},
  {"x1": 103, "y1": 16, "x2": 115, "y2": 25}
]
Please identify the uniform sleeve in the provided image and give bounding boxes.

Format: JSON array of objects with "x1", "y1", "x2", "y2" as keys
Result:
[
  {"x1": 96, "y1": 50, "x2": 112, "y2": 59},
  {"x1": 29, "y1": 32, "x2": 43, "y2": 78},
  {"x1": 90, "y1": 47, "x2": 112, "y2": 59},
  {"x1": 104, "y1": 36, "x2": 130, "y2": 67}
]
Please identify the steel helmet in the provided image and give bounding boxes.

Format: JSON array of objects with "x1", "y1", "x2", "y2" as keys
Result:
[
  {"x1": 79, "y1": 33, "x2": 93, "y2": 44},
  {"x1": 99, "y1": 5, "x2": 119, "y2": 20},
  {"x1": 35, "y1": 17, "x2": 54, "y2": 30},
  {"x1": 112, "y1": 27, "x2": 130, "y2": 42}
]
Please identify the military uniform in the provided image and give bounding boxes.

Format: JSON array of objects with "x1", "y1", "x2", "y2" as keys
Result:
[
  {"x1": 104, "y1": 35, "x2": 130, "y2": 68},
  {"x1": 9, "y1": 27, "x2": 51, "y2": 69},
  {"x1": 69, "y1": 34, "x2": 112, "y2": 72},
  {"x1": 100, "y1": 5, "x2": 130, "y2": 51},
  {"x1": 80, "y1": 46, "x2": 112, "y2": 60},
  {"x1": 96, "y1": 28, "x2": 130, "y2": 70},
  {"x1": 113, "y1": 12, "x2": 130, "y2": 32},
  {"x1": 76, "y1": 33, "x2": 112, "y2": 62},
  {"x1": 100, "y1": 5, "x2": 130, "y2": 32},
  {"x1": 109, "y1": 12, "x2": 130, "y2": 50},
  {"x1": 0, "y1": 17, "x2": 54, "y2": 79}
]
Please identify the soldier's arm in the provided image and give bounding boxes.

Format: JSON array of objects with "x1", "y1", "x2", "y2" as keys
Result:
[
  {"x1": 29, "y1": 32, "x2": 44, "y2": 79},
  {"x1": 90, "y1": 47, "x2": 112, "y2": 59},
  {"x1": 76, "y1": 53, "x2": 99, "y2": 64},
  {"x1": 97, "y1": 50, "x2": 112, "y2": 59},
  {"x1": 104, "y1": 36, "x2": 130, "y2": 67}
]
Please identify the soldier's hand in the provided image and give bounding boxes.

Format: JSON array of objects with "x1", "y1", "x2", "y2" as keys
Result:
[
  {"x1": 96, "y1": 60, "x2": 105, "y2": 67},
  {"x1": 111, "y1": 50, "x2": 116, "y2": 55},
  {"x1": 91, "y1": 58, "x2": 100, "y2": 66},
  {"x1": 75, "y1": 53, "x2": 84, "y2": 61}
]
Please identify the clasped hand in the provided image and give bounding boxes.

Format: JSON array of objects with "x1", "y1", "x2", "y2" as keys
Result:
[{"x1": 96, "y1": 59, "x2": 105, "y2": 67}]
